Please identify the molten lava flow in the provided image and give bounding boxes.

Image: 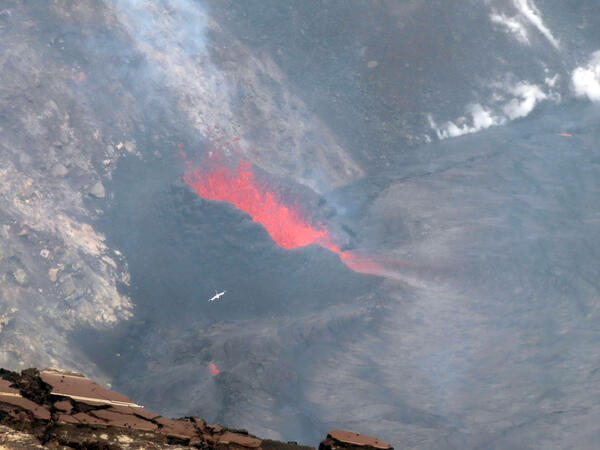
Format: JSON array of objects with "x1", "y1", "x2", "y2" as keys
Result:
[
  {"x1": 184, "y1": 156, "x2": 391, "y2": 276},
  {"x1": 209, "y1": 363, "x2": 220, "y2": 374},
  {"x1": 185, "y1": 159, "x2": 339, "y2": 250}
]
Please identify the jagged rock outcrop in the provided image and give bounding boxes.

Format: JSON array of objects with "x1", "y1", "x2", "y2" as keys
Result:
[
  {"x1": 0, "y1": 368, "x2": 392, "y2": 450},
  {"x1": 0, "y1": 367, "x2": 308, "y2": 449},
  {"x1": 318, "y1": 430, "x2": 393, "y2": 450}
]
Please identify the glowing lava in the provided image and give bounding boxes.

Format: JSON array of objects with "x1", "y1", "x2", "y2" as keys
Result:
[
  {"x1": 184, "y1": 157, "x2": 383, "y2": 275},
  {"x1": 209, "y1": 363, "x2": 220, "y2": 374},
  {"x1": 185, "y1": 159, "x2": 340, "y2": 250}
]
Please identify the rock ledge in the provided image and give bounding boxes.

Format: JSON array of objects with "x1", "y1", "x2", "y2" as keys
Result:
[{"x1": 0, "y1": 368, "x2": 392, "y2": 449}]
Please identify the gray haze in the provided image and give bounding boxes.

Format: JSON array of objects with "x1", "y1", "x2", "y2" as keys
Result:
[{"x1": 1, "y1": 0, "x2": 600, "y2": 448}]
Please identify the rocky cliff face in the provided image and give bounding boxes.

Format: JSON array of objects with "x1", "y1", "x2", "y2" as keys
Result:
[
  {"x1": 0, "y1": 0, "x2": 138, "y2": 377},
  {"x1": 0, "y1": 368, "x2": 392, "y2": 450}
]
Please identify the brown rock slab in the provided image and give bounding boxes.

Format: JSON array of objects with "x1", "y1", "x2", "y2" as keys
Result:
[
  {"x1": 208, "y1": 424, "x2": 224, "y2": 433},
  {"x1": 131, "y1": 405, "x2": 161, "y2": 421},
  {"x1": 319, "y1": 430, "x2": 393, "y2": 450},
  {"x1": 217, "y1": 430, "x2": 261, "y2": 448},
  {"x1": 0, "y1": 379, "x2": 20, "y2": 395},
  {"x1": 155, "y1": 416, "x2": 199, "y2": 440},
  {"x1": 0, "y1": 395, "x2": 51, "y2": 421},
  {"x1": 0, "y1": 368, "x2": 389, "y2": 449},
  {"x1": 68, "y1": 412, "x2": 108, "y2": 426},
  {"x1": 53, "y1": 400, "x2": 72, "y2": 413},
  {"x1": 92, "y1": 407, "x2": 158, "y2": 431},
  {"x1": 55, "y1": 413, "x2": 83, "y2": 425},
  {"x1": 40, "y1": 369, "x2": 134, "y2": 404}
]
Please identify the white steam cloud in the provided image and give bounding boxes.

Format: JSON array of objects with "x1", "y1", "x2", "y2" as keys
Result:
[
  {"x1": 572, "y1": 51, "x2": 600, "y2": 102},
  {"x1": 544, "y1": 74, "x2": 559, "y2": 88},
  {"x1": 489, "y1": 0, "x2": 559, "y2": 49},
  {"x1": 490, "y1": 13, "x2": 529, "y2": 44},
  {"x1": 512, "y1": 0, "x2": 559, "y2": 48},
  {"x1": 430, "y1": 81, "x2": 552, "y2": 139},
  {"x1": 503, "y1": 82, "x2": 547, "y2": 119},
  {"x1": 429, "y1": 105, "x2": 502, "y2": 139}
]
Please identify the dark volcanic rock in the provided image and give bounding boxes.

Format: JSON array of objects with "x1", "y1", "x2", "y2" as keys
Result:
[
  {"x1": 0, "y1": 367, "x2": 54, "y2": 405},
  {"x1": 0, "y1": 367, "x2": 382, "y2": 449}
]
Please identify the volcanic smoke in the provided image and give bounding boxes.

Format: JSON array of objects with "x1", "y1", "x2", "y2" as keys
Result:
[{"x1": 183, "y1": 156, "x2": 382, "y2": 274}]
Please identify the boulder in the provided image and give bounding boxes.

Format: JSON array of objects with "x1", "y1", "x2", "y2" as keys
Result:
[
  {"x1": 89, "y1": 181, "x2": 105, "y2": 198},
  {"x1": 319, "y1": 430, "x2": 393, "y2": 450},
  {"x1": 12, "y1": 269, "x2": 27, "y2": 286},
  {"x1": 50, "y1": 163, "x2": 68, "y2": 177}
]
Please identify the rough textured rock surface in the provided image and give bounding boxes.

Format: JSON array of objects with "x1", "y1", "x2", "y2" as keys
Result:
[
  {"x1": 0, "y1": 367, "x2": 388, "y2": 449},
  {"x1": 318, "y1": 430, "x2": 393, "y2": 450},
  {"x1": 0, "y1": 0, "x2": 143, "y2": 379}
]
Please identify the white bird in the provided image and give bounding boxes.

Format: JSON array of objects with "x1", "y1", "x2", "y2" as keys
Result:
[{"x1": 209, "y1": 290, "x2": 226, "y2": 302}]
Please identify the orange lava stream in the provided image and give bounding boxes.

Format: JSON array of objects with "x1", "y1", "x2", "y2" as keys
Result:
[{"x1": 184, "y1": 158, "x2": 382, "y2": 275}]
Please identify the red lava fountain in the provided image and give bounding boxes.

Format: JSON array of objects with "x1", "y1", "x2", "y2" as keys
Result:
[{"x1": 184, "y1": 157, "x2": 382, "y2": 275}]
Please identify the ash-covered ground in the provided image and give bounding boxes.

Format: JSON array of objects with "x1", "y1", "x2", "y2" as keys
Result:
[{"x1": 2, "y1": 1, "x2": 600, "y2": 448}]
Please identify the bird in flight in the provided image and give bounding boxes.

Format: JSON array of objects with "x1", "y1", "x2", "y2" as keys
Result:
[{"x1": 209, "y1": 290, "x2": 226, "y2": 302}]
